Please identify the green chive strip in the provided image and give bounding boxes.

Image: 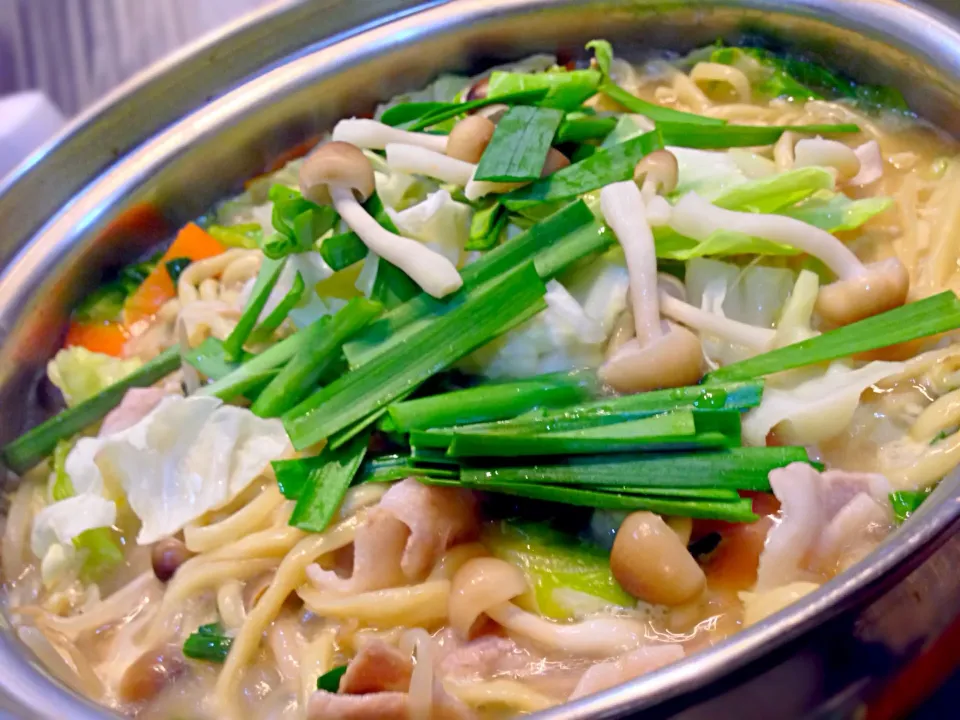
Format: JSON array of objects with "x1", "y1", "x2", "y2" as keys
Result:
[
  {"x1": 183, "y1": 623, "x2": 232, "y2": 663},
  {"x1": 289, "y1": 432, "x2": 370, "y2": 532},
  {"x1": 249, "y1": 272, "x2": 305, "y2": 343},
  {"x1": 556, "y1": 115, "x2": 618, "y2": 144},
  {"x1": 197, "y1": 317, "x2": 331, "y2": 401},
  {"x1": 461, "y1": 446, "x2": 810, "y2": 492},
  {"x1": 419, "y1": 381, "x2": 762, "y2": 443},
  {"x1": 474, "y1": 106, "x2": 565, "y2": 182},
  {"x1": 501, "y1": 130, "x2": 664, "y2": 210},
  {"x1": 1, "y1": 346, "x2": 181, "y2": 474},
  {"x1": 317, "y1": 665, "x2": 348, "y2": 692},
  {"x1": 707, "y1": 292, "x2": 960, "y2": 383},
  {"x1": 444, "y1": 410, "x2": 740, "y2": 457},
  {"x1": 486, "y1": 70, "x2": 602, "y2": 112},
  {"x1": 319, "y1": 231, "x2": 368, "y2": 271},
  {"x1": 341, "y1": 200, "x2": 598, "y2": 368},
  {"x1": 599, "y1": 80, "x2": 727, "y2": 126},
  {"x1": 252, "y1": 297, "x2": 383, "y2": 418},
  {"x1": 466, "y1": 201, "x2": 507, "y2": 251},
  {"x1": 406, "y1": 89, "x2": 551, "y2": 131},
  {"x1": 423, "y1": 477, "x2": 758, "y2": 522},
  {"x1": 222, "y1": 257, "x2": 285, "y2": 361},
  {"x1": 660, "y1": 121, "x2": 860, "y2": 149},
  {"x1": 387, "y1": 371, "x2": 594, "y2": 432},
  {"x1": 283, "y1": 263, "x2": 547, "y2": 449}
]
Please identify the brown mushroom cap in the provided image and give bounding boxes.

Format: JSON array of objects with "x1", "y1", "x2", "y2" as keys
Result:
[
  {"x1": 465, "y1": 77, "x2": 490, "y2": 102},
  {"x1": 447, "y1": 115, "x2": 496, "y2": 164},
  {"x1": 599, "y1": 323, "x2": 703, "y2": 394},
  {"x1": 611, "y1": 511, "x2": 705, "y2": 606},
  {"x1": 815, "y1": 257, "x2": 910, "y2": 327},
  {"x1": 299, "y1": 140, "x2": 375, "y2": 206},
  {"x1": 634, "y1": 150, "x2": 679, "y2": 195},
  {"x1": 541, "y1": 148, "x2": 571, "y2": 178}
]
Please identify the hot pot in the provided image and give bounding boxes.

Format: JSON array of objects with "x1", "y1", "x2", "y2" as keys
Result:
[{"x1": 2, "y1": 1, "x2": 960, "y2": 718}]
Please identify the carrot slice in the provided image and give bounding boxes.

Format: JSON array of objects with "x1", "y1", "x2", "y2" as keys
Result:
[
  {"x1": 123, "y1": 223, "x2": 227, "y2": 326},
  {"x1": 65, "y1": 321, "x2": 129, "y2": 357}
]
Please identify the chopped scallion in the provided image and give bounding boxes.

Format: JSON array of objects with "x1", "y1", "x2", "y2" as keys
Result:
[
  {"x1": 283, "y1": 263, "x2": 547, "y2": 449},
  {"x1": 252, "y1": 297, "x2": 382, "y2": 418},
  {"x1": 599, "y1": 80, "x2": 726, "y2": 126},
  {"x1": 222, "y1": 257, "x2": 284, "y2": 361},
  {"x1": 501, "y1": 130, "x2": 664, "y2": 209},
  {"x1": 288, "y1": 432, "x2": 370, "y2": 532},
  {"x1": 317, "y1": 665, "x2": 348, "y2": 692},
  {"x1": 183, "y1": 623, "x2": 232, "y2": 663},
  {"x1": 407, "y1": 89, "x2": 550, "y2": 131},
  {"x1": 474, "y1": 106, "x2": 565, "y2": 182},
  {"x1": 659, "y1": 121, "x2": 860, "y2": 149},
  {"x1": 707, "y1": 292, "x2": 960, "y2": 383},
  {"x1": 250, "y1": 272, "x2": 304, "y2": 343},
  {"x1": 388, "y1": 371, "x2": 593, "y2": 432}
]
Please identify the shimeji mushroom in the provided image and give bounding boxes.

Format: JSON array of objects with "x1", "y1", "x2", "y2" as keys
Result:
[
  {"x1": 599, "y1": 154, "x2": 704, "y2": 393},
  {"x1": 385, "y1": 115, "x2": 571, "y2": 201},
  {"x1": 450, "y1": 557, "x2": 646, "y2": 656},
  {"x1": 446, "y1": 115, "x2": 496, "y2": 164},
  {"x1": 665, "y1": 193, "x2": 909, "y2": 326},
  {"x1": 299, "y1": 141, "x2": 462, "y2": 298},
  {"x1": 331, "y1": 118, "x2": 447, "y2": 153},
  {"x1": 657, "y1": 283, "x2": 776, "y2": 352}
]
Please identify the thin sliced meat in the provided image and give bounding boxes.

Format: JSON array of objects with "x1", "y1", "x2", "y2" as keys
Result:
[
  {"x1": 437, "y1": 636, "x2": 529, "y2": 681},
  {"x1": 308, "y1": 681, "x2": 476, "y2": 720},
  {"x1": 100, "y1": 387, "x2": 168, "y2": 435},
  {"x1": 340, "y1": 640, "x2": 412, "y2": 694},
  {"x1": 377, "y1": 479, "x2": 479, "y2": 580},
  {"x1": 756, "y1": 463, "x2": 894, "y2": 592},
  {"x1": 308, "y1": 690, "x2": 408, "y2": 720},
  {"x1": 569, "y1": 644, "x2": 685, "y2": 700},
  {"x1": 307, "y1": 510, "x2": 408, "y2": 594},
  {"x1": 756, "y1": 463, "x2": 824, "y2": 591}
]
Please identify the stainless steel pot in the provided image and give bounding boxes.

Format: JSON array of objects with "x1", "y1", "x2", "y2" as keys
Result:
[{"x1": 2, "y1": 1, "x2": 960, "y2": 718}]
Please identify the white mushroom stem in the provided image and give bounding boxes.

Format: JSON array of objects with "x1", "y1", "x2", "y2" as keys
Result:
[
  {"x1": 600, "y1": 181, "x2": 662, "y2": 344},
  {"x1": 385, "y1": 143, "x2": 474, "y2": 186},
  {"x1": 668, "y1": 192, "x2": 867, "y2": 280},
  {"x1": 332, "y1": 118, "x2": 447, "y2": 153},
  {"x1": 658, "y1": 290, "x2": 775, "y2": 351},
  {"x1": 464, "y1": 172, "x2": 525, "y2": 201},
  {"x1": 330, "y1": 185, "x2": 463, "y2": 298},
  {"x1": 485, "y1": 602, "x2": 645, "y2": 658}
]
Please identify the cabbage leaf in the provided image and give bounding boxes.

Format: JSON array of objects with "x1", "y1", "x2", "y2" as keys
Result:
[{"x1": 47, "y1": 347, "x2": 142, "y2": 408}]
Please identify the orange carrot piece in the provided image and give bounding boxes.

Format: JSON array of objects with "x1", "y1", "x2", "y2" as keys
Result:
[
  {"x1": 123, "y1": 223, "x2": 227, "y2": 326},
  {"x1": 65, "y1": 321, "x2": 129, "y2": 357}
]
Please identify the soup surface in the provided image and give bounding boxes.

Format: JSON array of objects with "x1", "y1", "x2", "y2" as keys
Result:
[{"x1": 3, "y1": 41, "x2": 960, "y2": 720}]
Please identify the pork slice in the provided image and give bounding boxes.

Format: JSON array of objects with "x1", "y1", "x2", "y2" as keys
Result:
[
  {"x1": 340, "y1": 640, "x2": 412, "y2": 694},
  {"x1": 377, "y1": 479, "x2": 479, "y2": 580}
]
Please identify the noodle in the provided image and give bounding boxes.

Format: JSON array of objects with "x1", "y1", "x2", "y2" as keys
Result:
[
  {"x1": 185, "y1": 485, "x2": 285, "y2": 553},
  {"x1": 215, "y1": 515, "x2": 361, "y2": 718},
  {"x1": 297, "y1": 580, "x2": 451, "y2": 628}
]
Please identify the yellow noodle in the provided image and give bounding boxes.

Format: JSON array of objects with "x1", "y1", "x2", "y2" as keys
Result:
[
  {"x1": 672, "y1": 73, "x2": 711, "y2": 113},
  {"x1": 690, "y1": 62, "x2": 752, "y2": 102},
  {"x1": 910, "y1": 387, "x2": 960, "y2": 442},
  {"x1": 207, "y1": 525, "x2": 306, "y2": 562},
  {"x1": 297, "y1": 580, "x2": 450, "y2": 628},
  {"x1": 886, "y1": 432, "x2": 960, "y2": 489},
  {"x1": 177, "y1": 249, "x2": 255, "y2": 304},
  {"x1": 31, "y1": 572, "x2": 161, "y2": 641},
  {"x1": 215, "y1": 515, "x2": 361, "y2": 718},
  {"x1": 217, "y1": 580, "x2": 247, "y2": 630},
  {"x1": 774, "y1": 131, "x2": 797, "y2": 171},
  {"x1": 221, "y1": 253, "x2": 262, "y2": 287},
  {"x1": 444, "y1": 679, "x2": 559, "y2": 713},
  {"x1": 185, "y1": 485, "x2": 285, "y2": 553},
  {"x1": 299, "y1": 626, "x2": 336, "y2": 709}
]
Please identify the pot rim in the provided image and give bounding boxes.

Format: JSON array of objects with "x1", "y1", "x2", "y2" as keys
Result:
[{"x1": 2, "y1": 2, "x2": 960, "y2": 718}]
